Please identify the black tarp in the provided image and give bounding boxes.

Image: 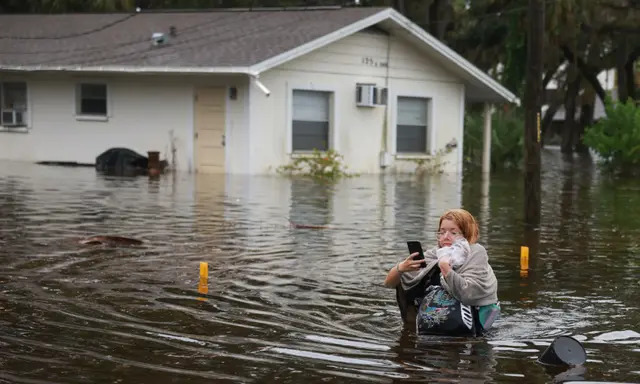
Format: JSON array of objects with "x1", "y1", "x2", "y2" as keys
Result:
[{"x1": 95, "y1": 148, "x2": 148, "y2": 176}]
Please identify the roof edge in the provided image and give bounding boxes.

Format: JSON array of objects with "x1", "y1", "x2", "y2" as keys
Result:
[
  {"x1": 249, "y1": 8, "x2": 393, "y2": 75},
  {"x1": 249, "y1": 7, "x2": 519, "y2": 105},
  {"x1": 387, "y1": 11, "x2": 519, "y2": 105},
  {"x1": 0, "y1": 65, "x2": 251, "y2": 74}
]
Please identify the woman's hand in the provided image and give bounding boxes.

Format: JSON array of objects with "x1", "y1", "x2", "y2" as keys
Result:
[
  {"x1": 398, "y1": 253, "x2": 426, "y2": 273},
  {"x1": 438, "y1": 256, "x2": 452, "y2": 277},
  {"x1": 384, "y1": 252, "x2": 427, "y2": 288}
]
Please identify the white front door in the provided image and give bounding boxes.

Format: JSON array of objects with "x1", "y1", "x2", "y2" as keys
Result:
[{"x1": 194, "y1": 87, "x2": 226, "y2": 173}]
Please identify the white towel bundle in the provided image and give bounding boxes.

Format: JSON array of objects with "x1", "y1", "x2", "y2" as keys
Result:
[{"x1": 436, "y1": 238, "x2": 470, "y2": 269}]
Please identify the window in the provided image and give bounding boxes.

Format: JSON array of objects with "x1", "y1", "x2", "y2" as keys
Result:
[
  {"x1": 292, "y1": 90, "x2": 330, "y2": 151},
  {"x1": 396, "y1": 96, "x2": 429, "y2": 153},
  {"x1": 0, "y1": 82, "x2": 28, "y2": 127},
  {"x1": 77, "y1": 83, "x2": 107, "y2": 116}
]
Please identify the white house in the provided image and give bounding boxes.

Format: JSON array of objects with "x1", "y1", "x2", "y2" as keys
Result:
[{"x1": 0, "y1": 6, "x2": 517, "y2": 175}]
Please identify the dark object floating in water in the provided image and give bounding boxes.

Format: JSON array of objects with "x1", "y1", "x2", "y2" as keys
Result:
[
  {"x1": 79, "y1": 235, "x2": 144, "y2": 246},
  {"x1": 286, "y1": 218, "x2": 329, "y2": 230},
  {"x1": 538, "y1": 336, "x2": 587, "y2": 366},
  {"x1": 37, "y1": 161, "x2": 94, "y2": 167},
  {"x1": 95, "y1": 147, "x2": 166, "y2": 176}
]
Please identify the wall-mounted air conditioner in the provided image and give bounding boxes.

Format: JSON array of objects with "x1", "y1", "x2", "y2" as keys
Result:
[
  {"x1": 1, "y1": 110, "x2": 25, "y2": 126},
  {"x1": 356, "y1": 84, "x2": 387, "y2": 107}
]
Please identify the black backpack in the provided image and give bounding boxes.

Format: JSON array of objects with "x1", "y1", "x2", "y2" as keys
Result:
[{"x1": 396, "y1": 265, "x2": 478, "y2": 337}]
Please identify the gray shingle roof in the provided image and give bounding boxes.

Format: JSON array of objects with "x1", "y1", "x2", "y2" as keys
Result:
[{"x1": 0, "y1": 7, "x2": 385, "y2": 68}]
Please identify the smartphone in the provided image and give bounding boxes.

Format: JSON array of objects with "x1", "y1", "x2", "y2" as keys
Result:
[{"x1": 407, "y1": 241, "x2": 427, "y2": 268}]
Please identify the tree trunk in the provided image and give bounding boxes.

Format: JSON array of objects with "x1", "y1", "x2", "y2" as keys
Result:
[
  {"x1": 394, "y1": 0, "x2": 405, "y2": 14},
  {"x1": 428, "y1": 0, "x2": 452, "y2": 41},
  {"x1": 616, "y1": 36, "x2": 630, "y2": 102},
  {"x1": 625, "y1": 46, "x2": 640, "y2": 102},
  {"x1": 575, "y1": 102, "x2": 593, "y2": 154},
  {"x1": 541, "y1": 100, "x2": 561, "y2": 147},
  {"x1": 561, "y1": 69, "x2": 581, "y2": 154},
  {"x1": 424, "y1": 0, "x2": 435, "y2": 36},
  {"x1": 561, "y1": 45, "x2": 606, "y2": 104}
]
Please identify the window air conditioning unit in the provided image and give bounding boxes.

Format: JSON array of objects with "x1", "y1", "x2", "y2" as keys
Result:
[
  {"x1": 356, "y1": 84, "x2": 387, "y2": 107},
  {"x1": 1, "y1": 110, "x2": 25, "y2": 126}
]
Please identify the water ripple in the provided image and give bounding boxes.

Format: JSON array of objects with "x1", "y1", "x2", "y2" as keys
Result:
[{"x1": 1, "y1": 158, "x2": 639, "y2": 383}]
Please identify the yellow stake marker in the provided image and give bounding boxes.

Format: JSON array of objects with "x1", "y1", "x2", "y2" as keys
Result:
[
  {"x1": 520, "y1": 246, "x2": 529, "y2": 271},
  {"x1": 198, "y1": 276, "x2": 208, "y2": 295},
  {"x1": 198, "y1": 262, "x2": 209, "y2": 299},
  {"x1": 200, "y1": 262, "x2": 208, "y2": 279}
]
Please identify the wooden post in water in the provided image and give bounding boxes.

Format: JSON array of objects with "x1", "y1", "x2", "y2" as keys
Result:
[
  {"x1": 482, "y1": 103, "x2": 493, "y2": 175},
  {"x1": 523, "y1": 0, "x2": 544, "y2": 225}
]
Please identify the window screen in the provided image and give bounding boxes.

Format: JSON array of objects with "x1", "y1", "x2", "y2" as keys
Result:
[
  {"x1": 397, "y1": 96, "x2": 428, "y2": 153},
  {"x1": 292, "y1": 90, "x2": 330, "y2": 151}
]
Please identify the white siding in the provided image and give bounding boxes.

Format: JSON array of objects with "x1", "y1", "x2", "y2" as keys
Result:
[
  {"x1": 0, "y1": 73, "x2": 250, "y2": 174},
  {"x1": 226, "y1": 81, "x2": 251, "y2": 174},
  {"x1": 0, "y1": 28, "x2": 470, "y2": 176},
  {"x1": 249, "y1": 29, "x2": 464, "y2": 175}
]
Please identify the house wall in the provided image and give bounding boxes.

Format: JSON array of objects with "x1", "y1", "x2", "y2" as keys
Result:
[
  {"x1": 225, "y1": 81, "x2": 251, "y2": 174},
  {"x1": 248, "y1": 29, "x2": 465, "y2": 174},
  {"x1": 0, "y1": 73, "x2": 250, "y2": 174}
]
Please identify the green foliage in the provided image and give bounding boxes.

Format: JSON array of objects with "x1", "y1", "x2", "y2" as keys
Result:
[
  {"x1": 583, "y1": 97, "x2": 640, "y2": 174},
  {"x1": 0, "y1": 0, "x2": 136, "y2": 12},
  {"x1": 463, "y1": 107, "x2": 524, "y2": 171},
  {"x1": 502, "y1": 13, "x2": 527, "y2": 97},
  {"x1": 276, "y1": 149, "x2": 354, "y2": 182},
  {"x1": 412, "y1": 145, "x2": 454, "y2": 176}
]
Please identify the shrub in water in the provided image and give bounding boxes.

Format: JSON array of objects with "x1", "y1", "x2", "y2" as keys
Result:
[
  {"x1": 276, "y1": 149, "x2": 353, "y2": 182},
  {"x1": 583, "y1": 97, "x2": 640, "y2": 175}
]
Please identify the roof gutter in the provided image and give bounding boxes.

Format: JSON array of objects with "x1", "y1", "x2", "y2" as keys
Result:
[
  {"x1": 249, "y1": 72, "x2": 271, "y2": 96},
  {"x1": 0, "y1": 64, "x2": 275, "y2": 97}
]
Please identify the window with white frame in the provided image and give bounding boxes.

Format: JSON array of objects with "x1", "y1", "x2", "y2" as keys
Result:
[
  {"x1": 76, "y1": 83, "x2": 107, "y2": 116},
  {"x1": 0, "y1": 82, "x2": 28, "y2": 127},
  {"x1": 396, "y1": 96, "x2": 429, "y2": 153},
  {"x1": 292, "y1": 90, "x2": 331, "y2": 151}
]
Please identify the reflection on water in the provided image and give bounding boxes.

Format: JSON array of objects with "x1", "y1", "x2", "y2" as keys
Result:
[{"x1": 0, "y1": 150, "x2": 638, "y2": 384}]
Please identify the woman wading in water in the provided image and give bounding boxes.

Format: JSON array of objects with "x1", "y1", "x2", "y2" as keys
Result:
[{"x1": 384, "y1": 209, "x2": 500, "y2": 335}]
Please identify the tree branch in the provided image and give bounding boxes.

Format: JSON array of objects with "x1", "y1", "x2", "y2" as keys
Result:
[{"x1": 561, "y1": 45, "x2": 606, "y2": 102}]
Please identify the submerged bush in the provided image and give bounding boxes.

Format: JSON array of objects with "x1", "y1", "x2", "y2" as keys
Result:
[
  {"x1": 412, "y1": 145, "x2": 455, "y2": 176},
  {"x1": 276, "y1": 149, "x2": 354, "y2": 182},
  {"x1": 583, "y1": 97, "x2": 640, "y2": 175},
  {"x1": 463, "y1": 106, "x2": 524, "y2": 171}
]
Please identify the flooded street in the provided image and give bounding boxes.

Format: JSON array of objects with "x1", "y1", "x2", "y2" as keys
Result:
[{"x1": 1, "y1": 149, "x2": 639, "y2": 383}]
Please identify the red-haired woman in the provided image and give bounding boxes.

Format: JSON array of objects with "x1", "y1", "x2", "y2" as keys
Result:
[{"x1": 384, "y1": 208, "x2": 500, "y2": 335}]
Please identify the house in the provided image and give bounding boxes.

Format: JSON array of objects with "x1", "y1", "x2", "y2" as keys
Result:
[{"x1": 0, "y1": 6, "x2": 517, "y2": 175}]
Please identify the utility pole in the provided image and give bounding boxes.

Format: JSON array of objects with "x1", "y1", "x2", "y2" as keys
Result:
[{"x1": 523, "y1": 0, "x2": 544, "y2": 226}]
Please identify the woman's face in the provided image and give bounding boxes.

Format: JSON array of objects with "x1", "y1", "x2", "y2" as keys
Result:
[{"x1": 438, "y1": 219, "x2": 463, "y2": 247}]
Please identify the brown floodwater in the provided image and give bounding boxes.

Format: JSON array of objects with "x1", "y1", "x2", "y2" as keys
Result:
[{"x1": 0, "y1": 148, "x2": 638, "y2": 383}]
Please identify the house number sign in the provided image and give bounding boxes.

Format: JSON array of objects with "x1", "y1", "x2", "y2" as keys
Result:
[{"x1": 361, "y1": 57, "x2": 387, "y2": 67}]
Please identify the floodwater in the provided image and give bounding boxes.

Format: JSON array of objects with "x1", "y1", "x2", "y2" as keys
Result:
[{"x1": 0, "y1": 149, "x2": 638, "y2": 384}]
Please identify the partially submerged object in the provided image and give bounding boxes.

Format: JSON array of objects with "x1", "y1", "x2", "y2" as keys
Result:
[
  {"x1": 95, "y1": 147, "x2": 167, "y2": 176},
  {"x1": 538, "y1": 336, "x2": 587, "y2": 366},
  {"x1": 78, "y1": 235, "x2": 144, "y2": 246},
  {"x1": 286, "y1": 218, "x2": 329, "y2": 230}
]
